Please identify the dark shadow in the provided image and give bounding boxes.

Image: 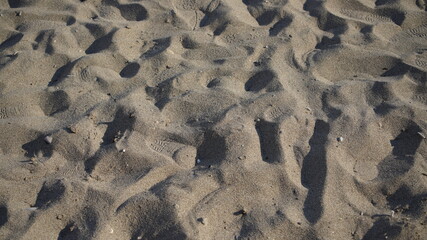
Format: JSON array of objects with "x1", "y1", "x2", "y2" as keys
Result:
[
  {"x1": 58, "y1": 222, "x2": 81, "y2": 240},
  {"x1": 213, "y1": 23, "x2": 228, "y2": 36},
  {"x1": 40, "y1": 90, "x2": 70, "y2": 116},
  {"x1": 269, "y1": 16, "x2": 293, "y2": 36},
  {"x1": 301, "y1": 120, "x2": 329, "y2": 224},
  {"x1": 375, "y1": 0, "x2": 396, "y2": 6},
  {"x1": 373, "y1": 102, "x2": 396, "y2": 116},
  {"x1": 0, "y1": 54, "x2": 18, "y2": 70},
  {"x1": 102, "y1": 108, "x2": 135, "y2": 145},
  {"x1": 390, "y1": 12, "x2": 405, "y2": 25},
  {"x1": 84, "y1": 108, "x2": 135, "y2": 173},
  {"x1": 256, "y1": 10, "x2": 277, "y2": 26},
  {"x1": 381, "y1": 62, "x2": 410, "y2": 77},
  {"x1": 378, "y1": 8, "x2": 405, "y2": 25},
  {"x1": 255, "y1": 120, "x2": 284, "y2": 164},
  {"x1": 303, "y1": 0, "x2": 347, "y2": 32},
  {"x1": 33, "y1": 31, "x2": 46, "y2": 51},
  {"x1": 22, "y1": 135, "x2": 54, "y2": 158},
  {"x1": 387, "y1": 185, "x2": 427, "y2": 217},
  {"x1": 81, "y1": 207, "x2": 98, "y2": 237},
  {"x1": 120, "y1": 62, "x2": 140, "y2": 78},
  {"x1": 66, "y1": 16, "x2": 76, "y2": 26},
  {"x1": 321, "y1": 92, "x2": 342, "y2": 120},
  {"x1": 196, "y1": 130, "x2": 227, "y2": 167},
  {"x1": 315, "y1": 36, "x2": 341, "y2": 49},
  {"x1": 34, "y1": 180, "x2": 66, "y2": 209},
  {"x1": 142, "y1": 37, "x2": 171, "y2": 58},
  {"x1": 390, "y1": 125, "x2": 422, "y2": 156},
  {"x1": 50, "y1": 64, "x2": 70, "y2": 85},
  {"x1": 245, "y1": 70, "x2": 276, "y2": 92},
  {"x1": 0, "y1": 205, "x2": 7, "y2": 227},
  {"x1": 213, "y1": 59, "x2": 225, "y2": 65},
  {"x1": 85, "y1": 30, "x2": 116, "y2": 54},
  {"x1": 207, "y1": 78, "x2": 221, "y2": 88},
  {"x1": 377, "y1": 124, "x2": 422, "y2": 179},
  {"x1": 407, "y1": 67, "x2": 427, "y2": 84},
  {"x1": 8, "y1": 0, "x2": 22, "y2": 8},
  {"x1": 85, "y1": 23, "x2": 106, "y2": 38},
  {"x1": 145, "y1": 78, "x2": 175, "y2": 110},
  {"x1": 362, "y1": 218, "x2": 402, "y2": 240},
  {"x1": 0, "y1": 33, "x2": 23, "y2": 50},
  {"x1": 119, "y1": 4, "x2": 148, "y2": 21}
]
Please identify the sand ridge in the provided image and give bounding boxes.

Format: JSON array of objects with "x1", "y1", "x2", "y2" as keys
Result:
[{"x1": 0, "y1": 0, "x2": 426, "y2": 239}]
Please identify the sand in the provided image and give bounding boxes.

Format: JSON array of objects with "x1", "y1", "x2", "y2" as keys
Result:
[{"x1": 0, "y1": 0, "x2": 426, "y2": 239}]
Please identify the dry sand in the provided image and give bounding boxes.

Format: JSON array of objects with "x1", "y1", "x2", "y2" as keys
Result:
[{"x1": 0, "y1": 0, "x2": 427, "y2": 239}]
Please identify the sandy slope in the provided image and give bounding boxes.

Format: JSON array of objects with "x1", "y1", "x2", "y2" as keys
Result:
[{"x1": 0, "y1": 0, "x2": 426, "y2": 239}]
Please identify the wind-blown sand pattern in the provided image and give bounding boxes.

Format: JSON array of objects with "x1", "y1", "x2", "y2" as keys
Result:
[{"x1": 0, "y1": 0, "x2": 426, "y2": 239}]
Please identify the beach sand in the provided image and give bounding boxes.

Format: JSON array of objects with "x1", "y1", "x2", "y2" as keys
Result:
[{"x1": 0, "y1": 0, "x2": 426, "y2": 239}]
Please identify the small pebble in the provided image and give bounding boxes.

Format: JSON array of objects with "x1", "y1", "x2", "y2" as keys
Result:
[
  {"x1": 196, "y1": 159, "x2": 201, "y2": 164},
  {"x1": 337, "y1": 137, "x2": 344, "y2": 142},
  {"x1": 44, "y1": 136, "x2": 53, "y2": 144},
  {"x1": 120, "y1": 149, "x2": 126, "y2": 153},
  {"x1": 69, "y1": 125, "x2": 77, "y2": 133}
]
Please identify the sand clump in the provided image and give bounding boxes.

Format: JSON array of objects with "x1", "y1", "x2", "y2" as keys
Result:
[{"x1": 0, "y1": 0, "x2": 426, "y2": 239}]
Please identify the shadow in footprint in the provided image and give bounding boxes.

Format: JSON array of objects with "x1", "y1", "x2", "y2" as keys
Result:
[
  {"x1": 245, "y1": 70, "x2": 282, "y2": 92},
  {"x1": 85, "y1": 108, "x2": 135, "y2": 173},
  {"x1": 315, "y1": 36, "x2": 341, "y2": 49},
  {"x1": 0, "y1": 33, "x2": 23, "y2": 50},
  {"x1": 255, "y1": 119, "x2": 284, "y2": 164},
  {"x1": 103, "y1": 0, "x2": 148, "y2": 21},
  {"x1": 34, "y1": 179, "x2": 66, "y2": 209},
  {"x1": 119, "y1": 4, "x2": 148, "y2": 21},
  {"x1": 373, "y1": 102, "x2": 396, "y2": 116},
  {"x1": 387, "y1": 185, "x2": 427, "y2": 218},
  {"x1": 377, "y1": 124, "x2": 422, "y2": 179},
  {"x1": 142, "y1": 37, "x2": 171, "y2": 58},
  {"x1": 50, "y1": 64, "x2": 70, "y2": 85},
  {"x1": 101, "y1": 108, "x2": 135, "y2": 145},
  {"x1": 8, "y1": 0, "x2": 22, "y2": 8},
  {"x1": 381, "y1": 62, "x2": 410, "y2": 77},
  {"x1": 40, "y1": 90, "x2": 70, "y2": 116},
  {"x1": 58, "y1": 222, "x2": 81, "y2": 240},
  {"x1": 269, "y1": 17, "x2": 293, "y2": 36},
  {"x1": 303, "y1": 0, "x2": 347, "y2": 33},
  {"x1": 120, "y1": 62, "x2": 140, "y2": 78},
  {"x1": 256, "y1": 10, "x2": 277, "y2": 26},
  {"x1": 301, "y1": 120, "x2": 329, "y2": 224},
  {"x1": 0, "y1": 205, "x2": 7, "y2": 227},
  {"x1": 22, "y1": 135, "x2": 54, "y2": 158},
  {"x1": 85, "y1": 30, "x2": 116, "y2": 54},
  {"x1": 362, "y1": 218, "x2": 402, "y2": 240},
  {"x1": 196, "y1": 131, "x2": 227, "y2": 167}
]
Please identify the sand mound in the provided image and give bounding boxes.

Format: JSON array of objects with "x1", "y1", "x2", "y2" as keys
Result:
[{"x1": 0, "y1": 0, "x2": 426, "y2": 239}]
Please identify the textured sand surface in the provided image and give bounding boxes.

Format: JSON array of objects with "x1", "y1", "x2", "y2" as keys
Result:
[{"x1": 0, "y1": 0, "x2": 427, "y2": 239}]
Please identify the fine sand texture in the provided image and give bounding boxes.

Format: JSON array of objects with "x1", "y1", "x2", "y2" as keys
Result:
[{"x1": 1, "y1": 0, "x2": 427, "y2": 239}]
